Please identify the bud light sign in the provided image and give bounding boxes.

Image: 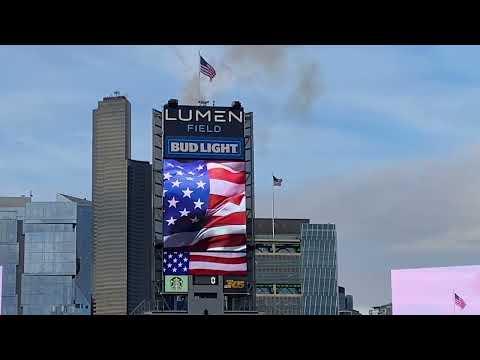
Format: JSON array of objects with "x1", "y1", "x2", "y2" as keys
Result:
[{"x1": 163, "y1": 104, "x2": 245, "y2": 160}]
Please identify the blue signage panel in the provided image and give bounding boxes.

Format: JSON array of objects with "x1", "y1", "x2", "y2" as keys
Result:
[{"x1": 165, "y1": 136, "x2": 244, "y2": 160}]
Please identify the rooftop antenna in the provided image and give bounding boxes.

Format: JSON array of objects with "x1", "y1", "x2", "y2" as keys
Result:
[
  {"x1": 198, "y1": 100, "x2": 209, "y2": 106},
  {"x1": 29, "y1": 190, "x2": 33, "y2": 198},
  {"x1": 212, "y1": 100, "x2": 215, "y2": 106},
  {"x1": 113, "y1": 90, "x2": 120, "y2": 96}
]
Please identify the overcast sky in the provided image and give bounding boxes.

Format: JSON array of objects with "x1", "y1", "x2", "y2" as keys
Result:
[{"x1": 2, "y1": 45, "x2": 480, "y2": 313}]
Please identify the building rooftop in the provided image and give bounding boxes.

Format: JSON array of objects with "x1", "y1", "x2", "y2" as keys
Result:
[
  {"x1": 57, "y1": 194, "x2": 91, "y2": 205},
  {"x1": 0, "y1": 196, "x2": 32, "y2": 207}
]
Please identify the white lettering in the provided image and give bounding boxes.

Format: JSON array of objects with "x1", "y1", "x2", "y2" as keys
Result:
[
  {"x1": 165, "y1": 109, "x2": 177, "y2": 121},
  {"x1": 178, "y1": 109, "x2": 192, "y2": 122},
  {"x1": 212, "y1": 144, "x2": 221, "y2": 153},
  {"x1": 171, "y1": 142, "x2": 180, "y2": 152},
  {"x1": 229, "y1": 111, "x2": 243, "y2": 123},
  {"x1": 214, "y1": 110, "x2": 226, "y2": 122},
  {"x1": 196, "y1": 110, "x2": 211, "y2": 122}
]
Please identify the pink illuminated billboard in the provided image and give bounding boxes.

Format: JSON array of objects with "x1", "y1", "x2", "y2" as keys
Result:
[
  {"x1": 391, "y1": 265, "x2": 480, "y2": 315},
  {"x1": 0, "y1": 265, "x2": 2, "y2": 314}
]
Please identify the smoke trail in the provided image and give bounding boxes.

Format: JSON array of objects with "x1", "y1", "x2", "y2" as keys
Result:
[
  {"x1": 174, "y1": 45, "x2": 322, "y2": 112},
  {"x1": 289, "y1": 62, "x2": 322, "y2": 114}
]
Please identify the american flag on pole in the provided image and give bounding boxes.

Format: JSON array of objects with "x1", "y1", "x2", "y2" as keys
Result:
[
  {"x1": 163, "y1": 250, "x2": 247, "y2": 276},
  {"x1": 200, "y1": 55, "x2": 216, "y2": 81},
  {"x1": 163, "y1": 159, "x2": 246, "y2": 252},
  {"x1": 273, "y1": 175, "x2": 282, "y2": 186},
  {"x1": 455, "y1": 293, "x2": 466, "y2": 309}
]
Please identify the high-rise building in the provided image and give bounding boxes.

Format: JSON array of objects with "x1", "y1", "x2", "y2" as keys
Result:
[
  {"x1": 0, "y1": 196, "x2": 30, "y2": 315},
  {"x1": 127, "y1": 159, "x2": 152, "y2": 315},
  {"x1": 92, "y1": 95, "x2": 131, "y2": 315},
  {"x1": 92, "y1": 95, "x2": 153, "y2": 314},
  {"x1": 301, "y1": 223, "x2": 338, "y2": 315},
  {"x1": 345, "y1": 294, "x2": 354, "y2": 311},
  {"x1": 338, "y1": 286, "x2": 346, "y2": 311},
  {"x1": 21, "y1": 195, "x2": 92, "y2": 315}
]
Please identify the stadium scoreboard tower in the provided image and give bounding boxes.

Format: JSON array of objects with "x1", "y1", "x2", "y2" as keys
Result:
[{"x1": 152, "y1": 100, "x2": 255, "y2": 314}]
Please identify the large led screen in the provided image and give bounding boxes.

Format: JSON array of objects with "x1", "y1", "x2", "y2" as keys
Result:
[{"x1": 391, "y1": 265, "x2": 480, "y2": 315}]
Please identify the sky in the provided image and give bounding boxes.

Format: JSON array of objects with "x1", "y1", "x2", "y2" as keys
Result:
[{"x1": 3, "y1": 45, "x2": 480, "y2": 313}]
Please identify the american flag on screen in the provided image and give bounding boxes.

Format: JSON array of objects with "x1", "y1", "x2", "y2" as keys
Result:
[
  {"x1": 163, "y1": 159, "x2": 246, "y2": 251},
  {"x1": 455, "y1": 293, "x2": 466, "y2": 309},
  {"x1": 163, "y1": 250, "x2": 247, "y2": 276},
  {"x1": 200, "y1": 55, "x2": 216, "y2": 81}
]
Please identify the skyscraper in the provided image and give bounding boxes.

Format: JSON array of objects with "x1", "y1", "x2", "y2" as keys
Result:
[
  {"x1": 92, "y1": 95, "x2": 153, "y2": 315},
  {"x1": 301, "y1": 223, "x2": 338, "y2": 315},
  {"x1": 127, "y1": 160, "x2": 152, "y2": 315},
  {"x1": 345, "y1": 294, "x2": 354, "y2": 311},
  {"x1": 92, "y1": 95, "x2": 131, "y2": 315},
  {"x1": 338, "y1": 286, "x2": 346, "y2": 311}
]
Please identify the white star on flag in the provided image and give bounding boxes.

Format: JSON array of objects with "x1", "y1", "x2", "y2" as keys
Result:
[
  {"x1": 196, "y1": 164, "x2": 204, "y2": 171},
  {"x1": 166, "y1": 217, "x2": 177, "y2": 226},
  {"x1": 171, "y1": 179, "x2": 181, "y2": 188},
  {"x1": 164, "y1": 172, "x2": 172, "y2": 180},
  {"x1": 196, "y1": 180, "x2": 206, "y2": 189},
  {"x1": 182, "y1": 187, "x2": 193, "y2": 198},
  {"x1": 179, "y1": 208, "x2": 190, "y2": 217},
  {"x1": 194, "y1": 198, "x2": 204, "y2": 209},
  {"x1": 190, "y1": 216, "x2": 199, "y2": 223},
  {"x1": 168, "y1": 196, "x2": 179, "y2": 208}
]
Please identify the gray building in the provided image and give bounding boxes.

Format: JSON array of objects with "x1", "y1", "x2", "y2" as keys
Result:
[
  {"x1": 92, "y1": 95, "x2": 131, "y2": 315},
  {"x1": 255, "y1": 219, "x2": 338, "y2": 315},
  {"x1": 93, "y1": 95, "x2": 153, "y2": 315},
  {"x1": 301, "y1": 223, "x2": 338, "y2": 315},
  {"x1": 21, "y1": 194, "x2": 92, "y2": 315},
  {"x1": 369, "y1": 303, "x2": 392, "y2": 315},
  {"x1": 0, "y1": 196, "x2": 30, "y2": 315},
  {"x1": 345, "y1": 294, "x2": 353, "y2": 311},
  {"x1": 255, "y1": 218, "x2": 306, "y2": 315}
]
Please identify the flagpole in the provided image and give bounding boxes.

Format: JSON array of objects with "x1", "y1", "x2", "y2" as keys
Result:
[
  {"x1": 198, "y1": 51, "x2": 201, "y2": 104},
  {"x1": 453, "y1": 291, "x2": 455, "y2": 315},
  {"x1": 272, "y1": 173, "x2": 275, "y2": 242}
]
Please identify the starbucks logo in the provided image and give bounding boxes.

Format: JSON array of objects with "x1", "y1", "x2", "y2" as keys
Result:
[{"x1": 170, "y1": 276, "x2": 183, "y2": 290}]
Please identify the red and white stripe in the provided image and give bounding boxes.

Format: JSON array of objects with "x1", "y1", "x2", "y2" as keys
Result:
[
  {"x1": 189, "y1": 252, "x2": 247, "y2": 275},
  {"x1": 197, "y1": 161, "x2": 246, "y2": 251}
]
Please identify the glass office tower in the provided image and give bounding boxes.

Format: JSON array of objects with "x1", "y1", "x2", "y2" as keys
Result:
[{"x1": 301, "y1": 223, "x2": 338, "y2": 315}]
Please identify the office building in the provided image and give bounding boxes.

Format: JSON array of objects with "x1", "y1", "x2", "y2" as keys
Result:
[
  {"x1": 127, "y1": 159, "x2": 152, "y2": 315},
  {"x1": 21, "y1": 194, "x2": 92, "y2": 314},
  {"x1": 255, "y1": 218, "x2": 306, "y2": 315},
  {"x1": 92, "y1": 95, "x2": 131, "y2": 315},
  {"x1": 338, "y1": 286, "x2": 346, "y2": 311},
  {"x1": 369, "y1": 303, "x2": 392, "y2": 315},
  {"x1": 339, "y1": 309, "x2": 361, "y2": 315},
  {"x1": 345, "y1": 294, "x2": 354, "y2": 311},
  {"x1": 92, "y1": 95, "x2": 153, "y2": 314},
  {"x1": 302, "y1": 223, "x2": 338, "y2": 315},
  {"x1": 0, "y1": 196, "x2": 30, "y2": 314}
]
